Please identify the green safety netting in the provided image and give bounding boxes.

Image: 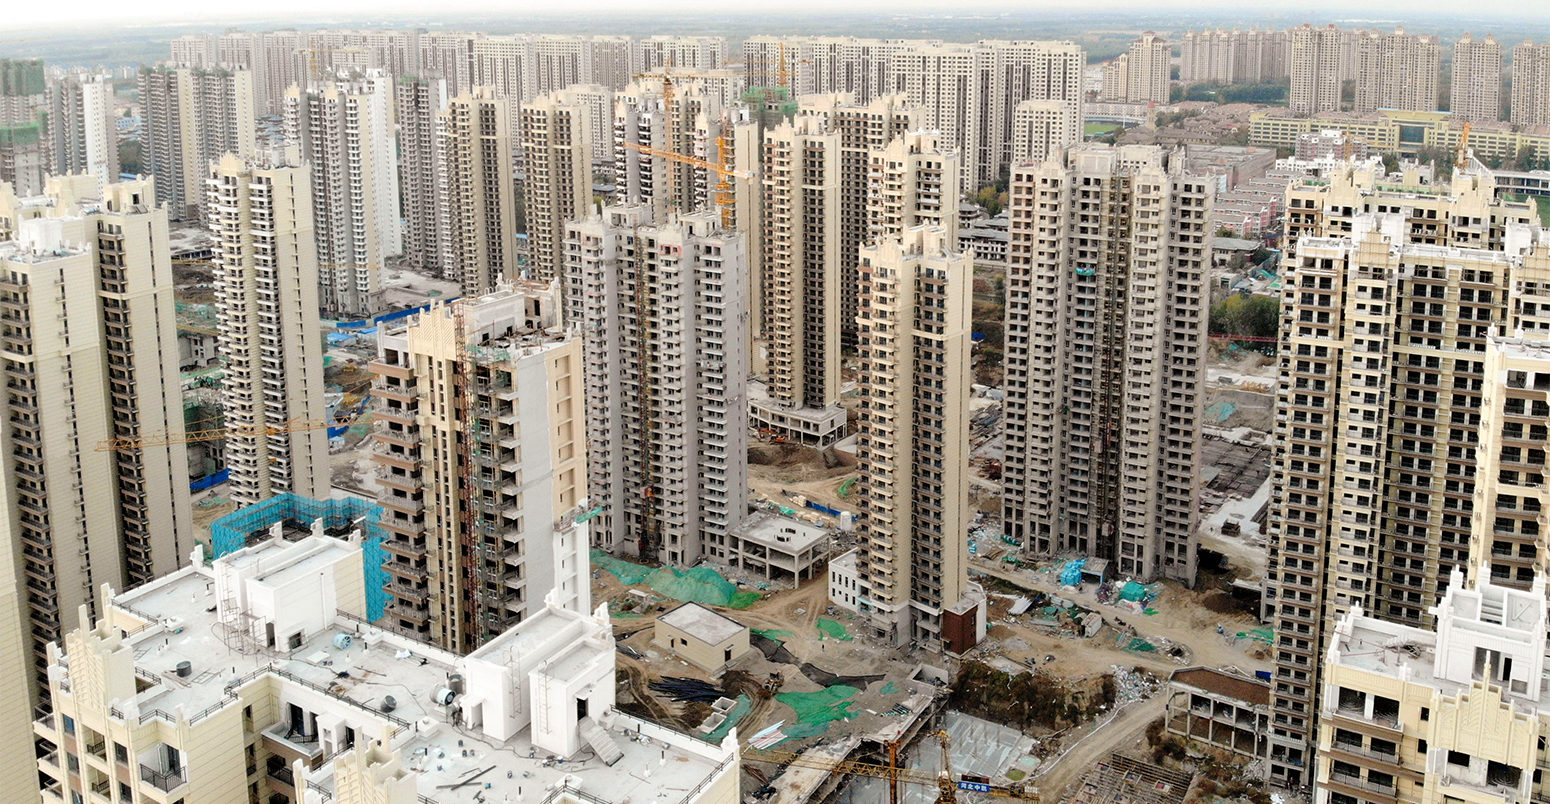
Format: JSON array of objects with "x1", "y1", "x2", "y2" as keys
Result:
[
  {"x1": 775, "y1": 685, "x2": 860, "y2": 739},
  {"x1": 816, "y1": 618, "x2": 853, "y2": 641},
  {"x1": 700, "y1": 695, "x2": 752, "y2": 743},
  {"x1": 590, "y1": 550, "x2": 761, "y2": 608},
  {"x1": 879, "y1": 681, "x2": 899, "y2": 695},
  {"x1": 751, "y1": 628, "x2": 793, "y2": 642}
]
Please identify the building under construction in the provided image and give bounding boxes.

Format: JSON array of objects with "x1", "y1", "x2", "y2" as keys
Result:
[
  {"x1": 566, "y1": 205, "x2": 749, "y2": 567},
  {"x1": 370, "y1": 284, "x2": 590, "y2": 652}
]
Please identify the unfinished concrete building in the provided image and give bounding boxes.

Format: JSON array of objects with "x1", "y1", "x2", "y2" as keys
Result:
[
  {"x1": 1165, "y1": 667, "x2": 1270, "y2": 761},
  {"x1": 567, "y1": 205, "x2": 748, "y2": 567},
  {"x1": 1263, "y1": 162, "x2": 1544, "y2": 790},
  {"x1": 395, "y1": 75, "x2": 448, "y2": 276},
  {"x1": 1000, "y1": 144, "x2": 1212, "y2": 587},
  {"x1": 372, "y1": 285, "x2": 587, "y2": 652},
  {"x1": 853, "y1": 226, "x2": 985, "y2": 653}
]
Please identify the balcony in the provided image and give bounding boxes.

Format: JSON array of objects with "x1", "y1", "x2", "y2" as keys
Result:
[{"x1": 140, "y1": 762, "x2": 188, "y2": 793}]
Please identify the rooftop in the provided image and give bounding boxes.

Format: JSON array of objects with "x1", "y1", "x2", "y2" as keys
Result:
[
  {"x1": 731, "y1": 510, "x2": 830, "y2": 554},
  {"x1": 1169, "y1": 667, "x2": 1269, "y2": 707},
  {"x1": 658, "y1": 602, "x2": 747, "y2": 645}
]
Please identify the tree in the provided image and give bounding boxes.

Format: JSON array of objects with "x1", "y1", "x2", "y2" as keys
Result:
[
  {"x1": 1210, "y1": 295, "x2": 1279, "y2": 340},
  {"x1": 974, "y1": 185, "x2": 1007, "y2": 216}
]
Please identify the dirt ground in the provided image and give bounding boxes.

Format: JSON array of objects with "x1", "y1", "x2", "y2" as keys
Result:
[{"x1": 747, "y1": 443, "x2": 859, "y2": 523}]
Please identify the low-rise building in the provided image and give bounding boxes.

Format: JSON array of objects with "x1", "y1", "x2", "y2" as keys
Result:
[
  {"x1": 1252, "y1": 108, "x2": 1550, "y2": 165},
  {"x1": 726, "y1": 510, "x2": 831, "y2": 582},
  {"x1": 828, "y1": 549, "x2": 863, "y2": 612},
  {"x1": 1164, "y1": 667, "x2": 1269, "y2": 761},
  {"x1": 33, "y1": 530, "x2": 741, "y2": 804},
  {"x1": 653, "y1": 603, "x2": 751, "y2": 674}
]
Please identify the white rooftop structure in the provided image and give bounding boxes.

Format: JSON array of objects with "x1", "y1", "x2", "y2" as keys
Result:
[
  {"x1": 659, "y1": 603, "x2": 747, "y2": 647},
  {"x1": 41, "y1": 531, "x2": 740, "y2": 804}
]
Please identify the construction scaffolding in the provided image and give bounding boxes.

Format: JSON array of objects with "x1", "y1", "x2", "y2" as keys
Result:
[{"x1": 209, "y1": 493, "x2": 390, "y2": 621}]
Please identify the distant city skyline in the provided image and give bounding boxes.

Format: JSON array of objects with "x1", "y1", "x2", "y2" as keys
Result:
[{"x1": 0, "y1": 1, "x2": 1531, "y2": 30}]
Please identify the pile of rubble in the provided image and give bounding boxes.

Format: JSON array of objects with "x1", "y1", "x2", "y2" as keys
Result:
[{"x1": 1110, "y1": 665, "x2": 1161, "y2": 704}]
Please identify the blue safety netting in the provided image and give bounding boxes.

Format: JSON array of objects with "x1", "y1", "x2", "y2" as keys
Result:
[{"x1": 210, "y1": 493, "x2": 389, "y2": 621}]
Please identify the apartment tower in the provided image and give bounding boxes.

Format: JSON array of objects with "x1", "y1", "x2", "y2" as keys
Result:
[
  {"x1": 521, "y1": 88, "x2": 597, "y2": 288},
  {"x1": 0, "y1": 177, "x2": 194, "y2": 794},
  {"x1": 1512, "y1": 42, "x2": 1550, "y2": 128},
  {"x1": 209, "y1": 154, "x2": 330, "y2": 507},
  {"x1": 1352, "y1": 27, "x2": 1440, "y2": 114},
  {"x1": 138, "y1": 65, "x2": 256, "y2": 220},
  {"x1": 47, "y1": 72, "x2": 119, "y2": 184},
  {"x1": 1125, "y1": 32, "x2": 1171, "y2": 105},
  {"x1": 372, "y1": 286, "x2": 587, "y2": 652},
  {"x1": 1263, "y1": 163, "x2": 1540, "y2": 790},
  {"x1": 567, "y1": 206, "x2": 748, "y2": 567},
  {"x1": 439, "y1": 88, "x2": 519, "y2": 295},
  {"x1": 1000, "y1": 144, "x2": 1212, "y2": 587},
  {"x1": 1289, "y1": 24, "x2": 1344, "y2": 116},
  {"x1": 395, "y1": 75, "x2": 448, "y2": 276},
  {"x1": 852, "y1": 225, "x2": 982, "y2": 653},
  {"x1": 1451, "y1": 33, "x2": 1502, "y2": 123},
  {"x1": 283, "y1": 72, "x2": 400, "y2": 317}
]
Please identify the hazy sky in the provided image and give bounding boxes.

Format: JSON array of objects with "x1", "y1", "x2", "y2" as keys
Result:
[{"x1": 0, "y1": 0, "x2": 1529, "y2": 29}]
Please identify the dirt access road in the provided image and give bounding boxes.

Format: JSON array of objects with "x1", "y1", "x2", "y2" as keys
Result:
[{"x1": 1031, "y1": 694, "x2": 1167, "y2": 800}]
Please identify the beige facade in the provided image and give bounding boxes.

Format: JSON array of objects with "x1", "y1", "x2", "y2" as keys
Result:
[
  {"x1": 440, "y1": 88, "x2": 518, "y2": 296},
  {"x1": 1264, "y1": 164, "x2": 1542, "y2": 790},
  {"x1": 522, "y1": 88, "x2": 597, "y2": 291},
  {"x1": 46, "y1": 72, "x2": 118, "y2": 185},
  {"x1": 1011, "y1": 99, "x2": 1079, "y2": 167},
  {"x1": 1289, "y1": 24, "x2": 1344, "y2": 116},
  {"x1": 1467, "y1": 331, "x2": 1550, "y2": 591},
  {"x1": 1179, "y1": 29, "x2": 1289, "y2": 86},
  {"x1": 853, "y1": 226, "x2": 983, "y2": 652},
  {"x1": 1126, "y1": 33, "x2": 1170, "y2": 105},
  {"x1": 0, "y1": 177, "x2": 193, "y2": 803},
  {"x1": 1000, "y1": 144, "x2": 1210, "y2": 587},
  {"x1": 1451, "y1": 33, "x2": 1502, "y2": 123},
  {"x1": 372, "y1": 286, "x2": 587, "y2": 653},
  {"x1": 209, "y1": 154, "x2": 330, "y2": 507},
  {"x1": 284, "y1": 72, "x2": 399, "y2": 317},
  {"x1": 1319, "y1": 569, "x2": 1550, "y2": 804},
  {"x1": 1352, "y1": 28, "x2": 1440, "y2": 115},
  {"x1": 567, "y1": 206, "x2": 749, "y2": 567},
  {"x1": 137, "y1": 65, "x2": 256, "y2": 220},
  {"x1": 32, "y1": 530, "x2": 739, "y2": 804},
  {"x1": 1512, "y1": 42, "x2": 1550, "y2": 128},
  {"x1": 653, "y1": 602, "x2": 750, "y2": 673},
  {"x1": 395, "y1": 75, "x2": 448, "y2": 276}
]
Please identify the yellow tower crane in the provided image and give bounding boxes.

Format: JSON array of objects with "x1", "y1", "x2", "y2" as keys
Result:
[
  {"x1": 619, "y1": 140, "x2": 754, "y2": 230},
  {"x1": 744, "y1": 730, "x2": 1039, "y2": 804}
]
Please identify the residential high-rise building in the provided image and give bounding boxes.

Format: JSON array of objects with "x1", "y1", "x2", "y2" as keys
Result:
[
  {"x1": 1262, "y1": 164, "x2": 1541, "y2": 790},
  {"x1": 439, "y1": 88, "x2": 518, "y2": 295},
  {"x1": 46, "y1": 72, "x2": 119, "y2": 184},
  {"x1": 522, "y1": 88, "x2": 598, "y2": 289},
  {"x1": 1101, "y1": 54, "x2": 1130, "y2": 102},
  {"x1": 756, "y1": 115, "x2": 844, "y2": 445},
  {"x1": 1011, "y1": 99, "x2": 1080, "y2": 167},
  {"x1": 138, "y1": 65, "x2": 257, "y2": 220},
  {"x1": 0, "y1": 59, "x2": 47, "y2": 197},
  {"x1": 284, "y1": 71, "x2": 400, "y2": 317},
  {"x1": 1470, "y1": 326, "x2": 1550, "y2": 592},
  {"x1": 567, "y1": 206, "x2": 748, "y2": 567},
  {"x1": 980, "y1": 40, "x2": 1086, "y2": 182},
  {"x1": 852, "y1": 225, "x2": 984, "y2": 653},
  {"x1": 1000, "y1": 144, "x2": 1211, "y2": 587},
  {"x1": 396, "y1": 75, "x2": 448, "y2": 275},
  {"x1": 635, "y1": 35, "x2": 728, "y2": 73},
  {"x1": 889, "y1": 45, "x2": 984, "y2": 195},
  {"x1": 1124, "y1": 32, "x2": 1171, "y2": 105},
  {"x1": 797, "y1": 93, "x2": 923, "y2": 345},
  {"x1": 209, "y1": 153, "x2": 329, "y2": 507},
  {"x1": 1289, "y1": 24, "x2": 1344, "y2": 116},
  {"x1": 0, "y1": 177, "x2": 194, "y2": 793},
  {"x1": 1451, "y1": 33, "x2": 1503, "y2": 122},
  {"x1": 1353, "y1": 27, "x2": 1440, "y2": 114},
  {"x1": 1512, "y1": 42, "x2": 1550, "y2": 128},
  {"x1": 1179, "y1": 28, "x2": 1290, "y2": 86},
  {"x1": 372, "y1": 285, "x2": 587, "y2": 652}
]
